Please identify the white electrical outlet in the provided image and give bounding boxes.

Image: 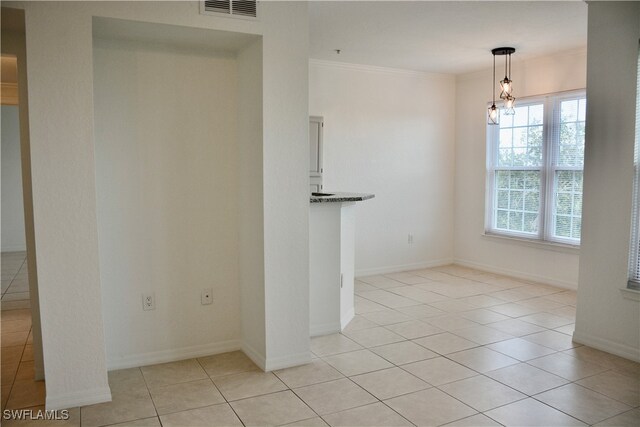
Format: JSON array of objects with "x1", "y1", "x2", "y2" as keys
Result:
[
  {"x1": 201, "y1": 288, "x2": 213, "y2": 305},
  {"x1": 142, "y1": 293, "x2": 155, "y2": 311}
]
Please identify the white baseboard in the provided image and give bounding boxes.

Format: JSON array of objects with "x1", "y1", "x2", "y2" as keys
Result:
[
  {"x1": 106, "y1": 339, "x2": 241, "y2": 371},
  {"x1": 356, "y1": 258, "x2": 454, "y2": 278},
  {"x1": 241, "y1": 340, "x2": 267, "y2": 371},
  {"x1": 340, "y1": 307, "x2": 355, "y2": 330},
  {"x1": 454, "y1": 258, "x2": 578, "y2": 290},
  {"x1": 264, "y1": 351, "x2": 312, "y2": 371},
  {"x1": 572, "y1": 330, "x2": 640, "y2": 362},
  {"x1": 46, "y1": 386, "x2": 112, "y2": 411},
  {"x1": 310, "y1": 321, "x2": 342, "y2": 337}
]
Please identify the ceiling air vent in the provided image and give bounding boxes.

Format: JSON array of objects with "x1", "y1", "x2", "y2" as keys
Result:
[{"x1": 201, "y1": 0, "x2": 258, "y2": 19}]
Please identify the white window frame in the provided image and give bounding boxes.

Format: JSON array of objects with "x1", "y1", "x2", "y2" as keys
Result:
[
  {"x1": 485, "y1": 89, "x2": 586, "y2": 246},
  {"x1": 628, "y1": 44, "x2": 640, "y2": 291}
]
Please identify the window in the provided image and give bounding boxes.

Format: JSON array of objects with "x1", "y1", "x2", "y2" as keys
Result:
[
  {"x1": 486, "y1": 90, "x2": 586, "y2": 245},
  {"x1": 628, "y1": 45, "x2": 640, "y2": 290}
]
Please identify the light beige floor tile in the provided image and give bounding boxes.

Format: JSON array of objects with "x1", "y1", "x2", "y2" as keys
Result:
[
  {"x1": 442, "y1": 413, "x2": 502, "y2": 426},
  {"x1": 294, "y1": 378, "x2": 376, "y2": 415},
  {"x1": 412, "y1": 269, "x2": 454, "y2": 281},
  {"x1": 527, "y1": 352, "x2": 609, "y2": 381},
  {"x1": 517, "y1": 297, "x2": 566, "y2": 312},
  {"x1": 384, "y1": 387, "x2": 477, "y2": 426},
  {"x1": 149, "y1": 378, "x2": 224, "y2": 415},
  {"x1": 322, "y1": 402, "x2": 412, "y2": 427},
  {"x1": 577, "y1": 370, "x2": 640, "y2": 406},
  {"x1": 1, "y1": 300, "x2": 31, "y2": 310},
  {"x1": 370, "y1": 340, "x2": 438, "y2": 365},
  {"x1": 15, "y1": 361, "x2": 34, "y2": 381},
  {"x1": 423, "y1": 314, "x2": 479, "y2": 331},
  {"x1": 395, "y1": 304, "x2": 444, "y2": 319},
  {"x1": 487, "y1": 337, "x2": 557, "y2": 361},
  {"x1": 1, "y1": 362, "x2": 18, "y2": 387},
  {"x1": 413, "y1": 332, "x2": 478, "y2": 355},
  {"x1": 230, "y1": 390, "x2": 316, "y2": 426},
  {"x1": 1, "y1": 319, "x2": 31, "y2": 334},
  {"x1": 519, "y1": 312, "x2": 574, "y2": 329},
  {"x1": 354, "y1": 282, "x2": 377, "y2": 294},
  {"x1": 523, "y1": 330, "x2": 581, "y2": 351},
  {"x1": 342, "y1": 316, "x2": 378, "y2": 332},
  {"x1": 140, "y1": 359, "x2": 207, "y2": 388},
  {"x1": 563, "y1": 346, "x2": 640, "y2": 375},
  {"x1": 458, "y1": 309, "x2": 509, "y2": 324},
  {"x1": 284, "y1": 417, "x2": 329, "y2": 426},
  {"x1": 342, "y1": 326, "x2": 404, "y2": 348},
  {"x1": 1, "y1": 292, "x2": 30, "y2": 302},
  {"x1": 485, "y1": 362, "x2": 569, "y2": 395},
  {"x1": 160, "y1": 403, "x2": 242, "y2": 426},
  {"x1": 81, "y1": 387, "x2": 156, "y2": 427},
  {"x1": 197, "y1": 350, "x2": 259, "y2": 378},
  {"x1": 359, "y1": 275, "x2": 403, "y2": 288},
  {"x1": 448, "y1": 347, "x2": 519, "y2": 373},
  {"x1": 108, "y1": 368, "x2": 147, "y2": 393},
  {"x1": 362, "y1": 310, "x2": 412, "y2": 326},
  {"x1": 384, "y1": 320, "x2": 442, "y2": 339},
  {"x1": 213, "y1": 370, "x2": 286, "y2": 401},
  {"x1": 2, "y1": 345, "x2": 25, "y2": 365},
  {"x1": 402, "y1": 357, "x2": 477, "y2": 386},
  {"x1": 595, "y1": 408, "x2": 640, "y2": 426},
  {"x1": 549, "y1": 306, "x2": 577, "y2": 320},
  {"x1": 487, "y1": 289, "x2": 533, "y2": 302},
  {"x1": 323, "y1": 349, "x2": 393, "y2": 376},
  {"x1": 387, "y1": 286, "x2": 448, "y2": 304},
  {"x1": 104, "y1": 417, "x2": 161, "y2": 427},
  {"x1": 428, "y1": 299, "x2": 478, "y2": 313},
  {"x1": 350, "y1": 367, "x2": 430, "y2": 400},
  {"x1": 458, "y1": 295, "x2": 507, "y2": 308},
  {"x1": 274, "y1": 359, "x2": 343, "y2": 388},
  {"x1": 384, "y1": 272, "x2": 429, "y2": 285},
  {"x1": 486, "y1": 318, "x2": 547, "y2": 336},
  {"x1": 439, "y1": 375, "x2": 526, "y2": 411},
  {"x1": 544, "y1": 291, "x2": 578, "y2": 306},
  {"x1": 554, "y1": 323, "x2": 575, "y2": 335},
  {"x1": 518, "y1": 284, "x2": 564, "y2": 297},
  {"x1": 536, "y1": 383, "x2": 631, "y2": 425},
  {"x1": 489, "y1": 302, "x2": 540, "y2": 317},
  {"x1": 358, "y1": 290, "x2": 419, "y2": 309},
  {"x1": 310, "y1": 334, "x2": 362, "y2": 357},
  {"x1": 451, "y1": 325, "x2": 513, "y2": 345},
  {"x1": 1, "y1": 331, "x2": 28, "y2": 347},
  {"x1": 485, "y1": 398, "x2": 585, "y2": 426}
]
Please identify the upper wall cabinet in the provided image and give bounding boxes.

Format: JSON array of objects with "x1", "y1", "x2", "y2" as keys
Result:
[{"x1": 310, "y1": 116, "x2": 323, "y2": 178}]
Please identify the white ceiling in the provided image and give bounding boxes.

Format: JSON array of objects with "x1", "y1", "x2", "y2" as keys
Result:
[{"x1": 309, "y1": 1, "x2": 588, "y2": 75}]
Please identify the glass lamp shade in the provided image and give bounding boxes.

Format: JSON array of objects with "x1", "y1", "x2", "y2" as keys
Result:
[
  {"x1": 488, "y1": 104, "x2": 500, "y2": 125},
  {"x1": 504, "y1": 96, "x2": 516, "y2": 115},
  {"x1": 499, "y1": 77, "x2": 512, "y2": 99}
]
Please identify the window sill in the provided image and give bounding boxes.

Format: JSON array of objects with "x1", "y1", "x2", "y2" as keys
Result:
[
  {"x1": 482, "y1": 232, "x2": 580, "y2": 255},
  {"x1": 621, "y1": 286, "x2": 640, "y2": 301}
]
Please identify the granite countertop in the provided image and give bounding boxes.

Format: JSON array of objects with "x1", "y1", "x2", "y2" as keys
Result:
[{"x1": 310, "y1": 192, "x2": 375, "y2": 203}]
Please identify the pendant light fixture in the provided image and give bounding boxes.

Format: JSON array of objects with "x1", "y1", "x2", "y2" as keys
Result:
[{"x1": 488, "y1": 47, "x2": 516, "y2": 124}]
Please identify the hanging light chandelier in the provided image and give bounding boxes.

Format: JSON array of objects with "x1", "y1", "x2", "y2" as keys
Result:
[{"x1": 488, "y1": 47, "x2": 516, "y2": 125}]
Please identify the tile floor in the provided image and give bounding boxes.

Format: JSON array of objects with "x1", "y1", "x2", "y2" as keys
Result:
[
  {"x1": 1, "y1": 251, "x2": 45, "y2": 415},
  {"x1": 2, "y1": 264, "x2": 639, "y2": 426}
]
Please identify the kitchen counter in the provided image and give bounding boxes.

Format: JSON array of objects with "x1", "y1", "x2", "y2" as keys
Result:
[{"x1": 310, "y1": 192, "x2": 375, "y2": 203}]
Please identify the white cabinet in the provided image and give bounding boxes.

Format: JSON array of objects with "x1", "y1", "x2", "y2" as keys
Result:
[{"x1": 310, "y1": 116, "x2": 323, "y2": 193}]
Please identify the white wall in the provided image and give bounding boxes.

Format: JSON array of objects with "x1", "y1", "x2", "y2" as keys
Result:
[
  {"x1": 237, "y1": 38, "x2": 266, "y2": 364},
  {"x1": 309, "y1": 61, "x2": 456, "y2": 276},
  {"x1": 453, "y1": 50, "x2": 587, "y2": 289},
  {"x1": 574, "y1": 1, "x2": 640, "y2": 361},
  {"x1": 93, "y1": 38, "x2": 241, "y2": 368},
  {"x1": 1, "y1": 105, "x2": 26, "y2": 252}
]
